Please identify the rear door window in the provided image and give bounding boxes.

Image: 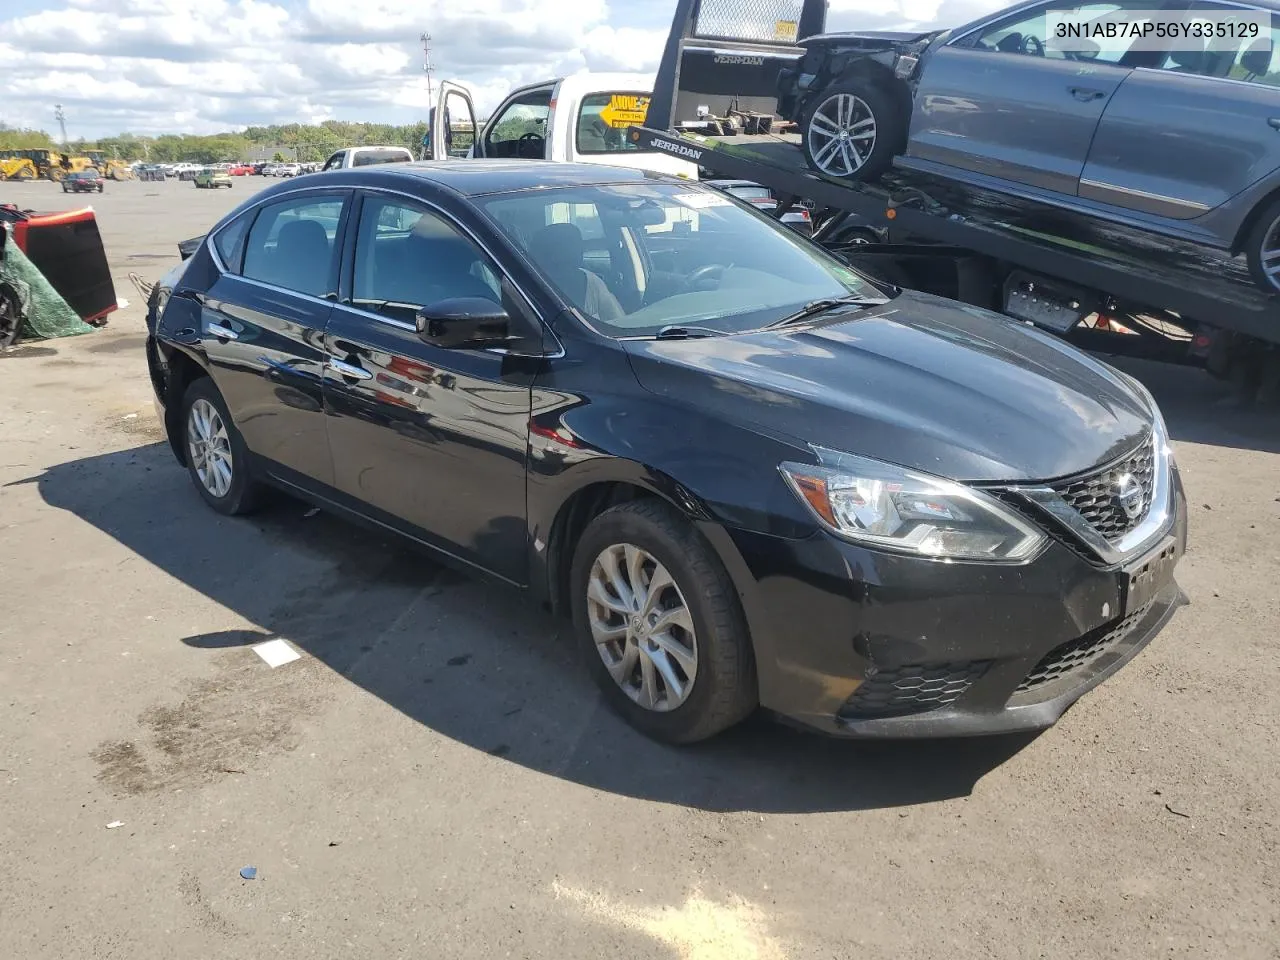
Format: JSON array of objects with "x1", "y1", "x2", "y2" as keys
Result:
[
  {"x1": 241, "y1": 195, "x2": 347, "y2": 298},
  {"x1": 576, "y1": 92, "x2": 651, "y2": 155}
]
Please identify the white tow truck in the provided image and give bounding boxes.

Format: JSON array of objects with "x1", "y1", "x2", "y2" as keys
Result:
[{"x1": 425, "y1": 72, "x2": 699, "y2": 180}]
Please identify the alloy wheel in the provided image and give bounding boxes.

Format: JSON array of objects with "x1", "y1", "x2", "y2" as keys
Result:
[
  {"x1": 187, "y1": 397, "x2": 234, "y2": 499},
  {"x1": 1259, "y1": 213, "x2": 1280, "y2": 292},
  {"x1": 586, "y1": 543, "x2": 698, "y2": 712},
  {"x1": 807, "y1": 93, "x2": 877, "y2": 178}
]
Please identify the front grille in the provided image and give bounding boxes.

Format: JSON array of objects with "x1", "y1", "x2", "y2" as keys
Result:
[
  {"x1": 1052, "y1": 436, "x2": 1155, "y2": 542},
  {"x1": 1015, "y1": 601, "x2": 1155, "y2": 695},
  {"x1": 842, "y1": 661, "x2": 990, "y2": 719}
]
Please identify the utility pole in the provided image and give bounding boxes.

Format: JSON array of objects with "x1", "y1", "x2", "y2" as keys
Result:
[
  {"x1": 420, "y1": 32, "x2": 436, "y2": 160},
  {"x1": 420, "y1": 33, "x2": 435, "y2": 107},
  {"x1": 54, "y1": 104, "x2": 68, "y2": 148}
]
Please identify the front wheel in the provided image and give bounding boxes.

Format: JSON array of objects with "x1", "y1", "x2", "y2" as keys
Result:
[
  {"x1": 180, "y1": 378, "x2": 265, "y2": 516},
  {"x1": 570, "y1": 499, "x2": 757, "y2": 743},
  {"x1": 1244, "y1": 195, "x2": 1280, "y2": 294},
  {"x1": 801, "y1": 80, "x2": 905, "y2": 183}
]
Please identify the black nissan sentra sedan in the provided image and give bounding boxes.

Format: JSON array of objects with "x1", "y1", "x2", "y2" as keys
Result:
[{"x1": 144, "y1": 161, "x2": 1187, "y2": 744}]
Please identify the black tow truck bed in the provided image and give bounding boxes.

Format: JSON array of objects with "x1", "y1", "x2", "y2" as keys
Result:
[{"x1": 632, "y1": 125, "x2": 1280, "y2": 362}]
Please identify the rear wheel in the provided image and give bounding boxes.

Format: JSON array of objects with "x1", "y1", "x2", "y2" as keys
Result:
[
  {"x1": 180, "y1": 378, "x2": 265, "y2": 516},
  {"x1": 570, "y1": 499, "x2": 757, "y2": 743},
  {"x1": 1244, "y1": 195, "x2": 1280, "y2": 294},
  {"x1": 801, "y1": 80, "x2": 904, "y2": 183}
]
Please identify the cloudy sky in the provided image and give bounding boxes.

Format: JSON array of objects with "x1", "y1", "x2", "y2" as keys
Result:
[{"x1": 1, "y1": 0, "x2": 1006, "y2": 140}]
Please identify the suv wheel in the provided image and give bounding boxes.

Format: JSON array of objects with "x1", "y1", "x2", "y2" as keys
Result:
[
  {"x1": 180, "y1": 378, "x2": 265, "y2": 516},
  {"x1": 570, "y1": 500, "x2": 757, "y2": 743},
  {"x1": 1245, "y1": 195, "x2": 1280, "y2": 294},
  {"x1": 801, "y1": 80, "x2": 904, "y2": 183}
]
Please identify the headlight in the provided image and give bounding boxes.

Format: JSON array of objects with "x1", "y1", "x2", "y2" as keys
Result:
[{"x1": 779, "y1": 448, "x2": 1047, "y2": 562}]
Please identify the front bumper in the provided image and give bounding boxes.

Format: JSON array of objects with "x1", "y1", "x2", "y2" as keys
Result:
[{"x1": 721, "y1": 475, "x2": 1189, "y2": 738}]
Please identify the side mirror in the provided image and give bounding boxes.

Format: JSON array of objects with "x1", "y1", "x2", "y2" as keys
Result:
[{"x1": 415, "y1": 297, "x2": 511, "y2": 349}]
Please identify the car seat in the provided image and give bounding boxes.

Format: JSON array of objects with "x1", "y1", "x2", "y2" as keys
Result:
[
  {"x1": 272, "y1": 219, "x2": 331, "y2": 297},
  {"x1": 528, "y1": 223, "x2": 625, "y2": 323}
]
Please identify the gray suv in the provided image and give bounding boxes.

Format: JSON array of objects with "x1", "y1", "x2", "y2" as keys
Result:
[{"x1": 777, "y1": 0, "x2": 1280, "y2": 292}]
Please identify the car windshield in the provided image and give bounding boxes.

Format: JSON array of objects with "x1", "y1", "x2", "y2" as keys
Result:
[{"x1": 477, "y1": 182, "x2": 883, "y2": 337}]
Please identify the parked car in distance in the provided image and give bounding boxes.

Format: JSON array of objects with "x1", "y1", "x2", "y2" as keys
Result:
[
  {"x1": 195, "y1": 167, "x2": 233, "y2": 189},
  {"x1": 62, "y1": 170, "x2": 104, "y2": 193},
  {"x1": 705, "y1": 179, "x2": 814, "y2": 235},
  {"x1": 277, "y1": 163, "x2": 301, "y2": 178},
  {"x1": 778, "y1": 0, "x2": 1280, "y2": 292},
  {"x1": 320, "y1": 146, "x2": 414, "y2": 171},
  {"x1": 145, "y1": 161, "x2": 1186, "y2": 744}
]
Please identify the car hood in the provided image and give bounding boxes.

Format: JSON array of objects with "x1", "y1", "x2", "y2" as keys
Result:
[{"x1": 622, "y1": 290, "x2": 1153, "y2": 483}]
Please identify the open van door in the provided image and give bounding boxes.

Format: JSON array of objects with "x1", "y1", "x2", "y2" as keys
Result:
[{"x1": 429, "y1": 81, "x2": 480, "y2": 160}]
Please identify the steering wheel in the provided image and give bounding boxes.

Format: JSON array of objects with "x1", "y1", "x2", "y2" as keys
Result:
[
  {"x1": 517, "y1": 132, "x2": 545, "y2": 158},
  {"x1": 685, "y1": 263, "x2": 729, "y2": 290},
  {"x1": 1021, "y1": 34, "x2": 1045, "y2": 56}
]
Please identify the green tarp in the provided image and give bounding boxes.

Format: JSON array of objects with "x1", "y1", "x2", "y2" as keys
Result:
[{"x1": 0, "y1": 225, "x2": 95, "y2": 340}]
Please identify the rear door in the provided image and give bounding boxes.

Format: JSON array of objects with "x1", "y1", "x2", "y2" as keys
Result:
[
  {"x1": 1080, "y1": 3, "x2": 1280, "y2": 217},
  {"x1": 198, "y1": 190, "x2": 350, "y2": 487},
  {"x1": 907, "y1": 1, "x2": 1148, "y2": 195},
  {"x1": 321, "y1": 189, "x2": 537, "y2": 583}
]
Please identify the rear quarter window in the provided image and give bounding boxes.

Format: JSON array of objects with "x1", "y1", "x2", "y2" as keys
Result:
[{"x1": 211, "y1": 213, "x2": 251, "y2": 273}]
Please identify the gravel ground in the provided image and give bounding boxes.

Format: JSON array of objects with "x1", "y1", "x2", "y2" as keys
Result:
[{"x1": 1, "y1": 175, "x2": 1278, "y2": 960}]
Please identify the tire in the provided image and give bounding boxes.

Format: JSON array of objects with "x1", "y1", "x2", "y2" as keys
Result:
[
  {"x1": 801, "y1": 79, "x2": 905, "y2": 183},
  {"x1": 97, "y1": 184, "x2": 104, "y2": 192},
  {"x1": 62, "y1": 184, "x2": 69, "y2": 193},
  {"x1": 570, "y1": 499, "x2": 757, "y2": 743},
  {"x1": 180, "y1": 377, "x2": 265, "y2": 516},
  {"x1": 1244, "y1": 195, "x2": 1280, "y2": 294}
]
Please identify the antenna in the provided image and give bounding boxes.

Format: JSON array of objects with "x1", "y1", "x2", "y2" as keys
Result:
[
  {"x1": 420, "y1": 33, "x2": 435, "y2": 107},
  {"x1": 54, "y1": 104, "x2": 68, "y2": 148}
]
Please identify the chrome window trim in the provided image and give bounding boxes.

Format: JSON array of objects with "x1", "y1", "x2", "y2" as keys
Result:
[{"x1": 1004, "y1": 416, "x2": 1174, "y2": 566}]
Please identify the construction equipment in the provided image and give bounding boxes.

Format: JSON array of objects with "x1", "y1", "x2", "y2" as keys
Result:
[
  {"x1": 0, "y1": 157, "x2": 38, "y2": 181},
  {"x1": 84, "y1": 150, "x2": 135, "y2": 180},
  {"x1": 0, "y1": 149, "x2": 99, "y2": 181}
]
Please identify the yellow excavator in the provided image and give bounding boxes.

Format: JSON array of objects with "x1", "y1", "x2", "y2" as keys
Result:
[
  {"x1": 84, "y1": 151, "x2": 134, "y2": 180},
  {"x1": 0, "y1": 156, "x2": 38, "y2": 180},
  {"x1": 0, "y1": 149, "x2": 98, "y2": 181}
]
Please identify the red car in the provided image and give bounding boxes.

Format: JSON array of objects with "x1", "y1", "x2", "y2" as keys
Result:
[
  {"x1": 62, "y1": 170, "x2": 104, "y2": 193},
  {"x1": 228, "y1": 164, "x2": 253, "y2": 176}
]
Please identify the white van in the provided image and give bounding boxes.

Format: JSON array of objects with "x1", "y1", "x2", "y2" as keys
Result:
[{"x1": 427, "y1": 73, "x2": 699, "y2": 180}]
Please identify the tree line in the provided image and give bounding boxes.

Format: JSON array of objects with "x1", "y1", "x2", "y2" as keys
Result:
[{"x1": 0, "y1": 120, "x2": 437, "y2": 164}]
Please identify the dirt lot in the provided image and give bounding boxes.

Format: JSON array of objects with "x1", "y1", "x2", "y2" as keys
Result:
[{"x1": 1, "y1": 175, "x2": 1278, "y2": 960}]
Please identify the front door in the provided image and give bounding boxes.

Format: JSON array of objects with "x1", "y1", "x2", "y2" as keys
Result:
[
  {"x1": 907, "y1": 1, "x2": 1145, "y2": 195},
  {"x1": 199, "y1": 190, "x2": 350, "y2": 486},
  {"x1": 321, "y1": 191, "x2": 536, "y2": 584}
]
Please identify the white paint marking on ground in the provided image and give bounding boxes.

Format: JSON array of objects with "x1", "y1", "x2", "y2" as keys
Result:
[{"x1": 252, "y1": 638, "x2": 302, "y2": 669}]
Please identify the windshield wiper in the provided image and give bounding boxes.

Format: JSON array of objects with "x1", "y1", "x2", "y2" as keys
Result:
[
  {"x1": 654, "y1": 325, "x2": 726, "y2": 340},
  {"x1": 768, "y1": 294, "x2": 888, "y2": 328}
]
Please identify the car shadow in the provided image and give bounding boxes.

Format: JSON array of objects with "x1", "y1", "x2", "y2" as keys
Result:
[
  {"x1": 1107, "y1": 357, "x2": 1280, "y2": 455},
  {"x1": 29, "y1": 441, "x2": 1037, "y2": 814}
]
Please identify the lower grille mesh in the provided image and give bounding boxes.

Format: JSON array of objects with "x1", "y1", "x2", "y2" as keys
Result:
[
  {"x1": 1016, "y1": 601, "x2": 1155, "y2": 695},
  {"x1": 842, "y1": 661, "x2": 990, "y2": 719}
]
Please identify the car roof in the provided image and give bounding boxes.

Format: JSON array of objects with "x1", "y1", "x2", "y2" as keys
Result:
[{"x1": 316, "y1": 160, "x2": 663, "y2": 197}]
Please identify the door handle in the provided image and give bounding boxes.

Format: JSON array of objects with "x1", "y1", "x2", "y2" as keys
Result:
[
  {"x1": 206, "y1": 322, "x2": 238, "y2": 341},
  {"x1": 329, "y1": 358, "x2": 373, "y2": 381},
  {"x1": 1069, "y1": 86, "x2": 1105, "y2": 101},
  {"x1": 1268, "y1": 117, "x2": 1280, "y2": 131}
]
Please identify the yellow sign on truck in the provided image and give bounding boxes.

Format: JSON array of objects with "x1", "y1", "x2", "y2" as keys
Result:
[{"x1": 599, "y1": 94, "x2": 651, "y2": 129}]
